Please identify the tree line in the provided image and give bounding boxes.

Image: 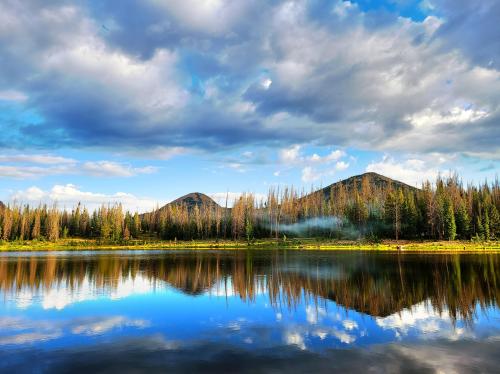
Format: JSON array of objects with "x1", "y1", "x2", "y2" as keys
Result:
[{"x1": 0, "y1": 174, "x2": 498, "y2": 242}]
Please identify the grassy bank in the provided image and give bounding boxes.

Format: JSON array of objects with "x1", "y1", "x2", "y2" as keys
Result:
[{"x1": 0, "y1": 238, "x2": 499, "y2": 252}]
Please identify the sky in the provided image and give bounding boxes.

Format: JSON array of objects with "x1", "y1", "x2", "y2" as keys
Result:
[{"x1": 0, "y1": 0, "x2": 498, "y2": 211}]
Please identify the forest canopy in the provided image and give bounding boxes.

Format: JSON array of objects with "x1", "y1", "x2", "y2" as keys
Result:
[{"x1": 0, "y1": 173, "x2": 498, "y2": 242}]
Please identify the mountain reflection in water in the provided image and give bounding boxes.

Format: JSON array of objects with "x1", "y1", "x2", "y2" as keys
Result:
[{"x1": 0, "y1": 250, "x2": 499, "y2": 373}]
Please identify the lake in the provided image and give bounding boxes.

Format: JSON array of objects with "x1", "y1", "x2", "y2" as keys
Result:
[{"x1": 0, "y1": 250, "x2": 499, "y2": 373}]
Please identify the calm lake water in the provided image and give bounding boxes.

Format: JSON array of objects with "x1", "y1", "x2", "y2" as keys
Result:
[{"x1": 1, "y1": 250, "x2": 499, "y2": 373}]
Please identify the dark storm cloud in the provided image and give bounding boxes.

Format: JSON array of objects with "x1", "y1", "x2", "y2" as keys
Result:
[{"x1": 0, "y1": 0, "x2": 498, "y2": 157}]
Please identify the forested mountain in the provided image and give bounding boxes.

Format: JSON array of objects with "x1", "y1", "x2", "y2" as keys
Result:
[
  {"x1": 0, "y1": 173, "x2": 498, "y2": 242},
  {"x1": 162, "y1": 192, "x2": 220, "y2": 211},
  {"x1": 318, "y1": 172, "x2": 417, "y2": 199}
]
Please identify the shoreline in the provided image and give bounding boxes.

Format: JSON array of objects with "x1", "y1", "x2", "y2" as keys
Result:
[{"x1": 0, "y1": 238, "x2": 499, "y2": 252}]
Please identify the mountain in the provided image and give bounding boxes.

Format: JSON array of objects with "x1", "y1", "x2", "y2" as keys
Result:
[
  {"x1": 314, "y1": 172, "x2": 418, "y2": 200},
  {"x1": 162, "y1": 192, "x2": 220, "y2": 211},
  {"x1": 147, "y1": 173, "x2": 415, "y2": 215}
]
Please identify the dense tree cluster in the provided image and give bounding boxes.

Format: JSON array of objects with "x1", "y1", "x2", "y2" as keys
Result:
[{"x1": 0, "y1": 175, "x2": 498, "y2": 242}]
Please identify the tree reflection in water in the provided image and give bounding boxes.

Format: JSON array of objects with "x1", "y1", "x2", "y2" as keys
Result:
[{"x1": 0, "y1": 250, "x2": 498, "y2": 322}]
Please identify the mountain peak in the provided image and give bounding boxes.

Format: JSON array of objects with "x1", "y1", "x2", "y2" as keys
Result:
[
  {"x1": 315, "y1": 172, "x2": 418, "y2": 200},
  {"x1": 166, "y1": 192, "x2": 220, "y2": 210}
]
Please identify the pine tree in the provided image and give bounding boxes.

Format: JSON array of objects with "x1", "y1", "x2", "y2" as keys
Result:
[
  {"x1": 385, "y1": 190, "x2": 404, "y2": 240},
  {"x1": 402, "y1": 193, "x2": 418, "y2": 238},
  {"x1": 132, "y1": 212, "x2": 141, "y2": 238},
  {"x1": 483, "y1": 209, "x2": 490, "y2": 241},
  {"x1": 455, "y1": 202, "x2": 470, "y2": 239},
  {"x1": 443, "y1": 198, "x2": 456, "y2": 241},
  {"x1": 475, "y1": 216, "x2": 485, "y2": 240},
  {"x1": 245, "y1": 216, "x2": 253, "y2": 242},
  {"x1": 489, "y1": 205, "x2": 499, "y2": 240}
]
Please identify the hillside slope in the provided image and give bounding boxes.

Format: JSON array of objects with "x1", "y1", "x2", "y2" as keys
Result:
[
  {"x1": 163, "y1": 192, "x2": 220, "y2": 211},
  {"x1": 314, "y1": 172, "x2": 418, "y2": 201}
]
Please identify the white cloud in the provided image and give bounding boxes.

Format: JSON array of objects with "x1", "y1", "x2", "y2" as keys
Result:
[
  {"x1": 0, "y1": 154, "x2": 76, "y2": 164},
  {"x1": 0, "y1": 315, "x2": 149, "y2": 346},
  {"x1": 261, "y1": 78, "x2": 273, "y2": 89},
  {"x1": 331, "y1": 328, "x2": 356, "y2": 344},
  {"x1": 0, "y1": 331, "x2": 62, "y2": 346},
  {"x1": 308, "y1": 150, "x2": 345, "y2": 163},
  {"x1": 342, "y1": 319, "x2": 358, "y2": 331},
  {"x1": 376, "y1": 301, "x2": 475, "y2": 341},
  {"x1": 0, "y1": 165, "x2": 73, "y2": 179},
  {"x1": 71, "y1": 316, "x2": 149, "y2": 336},
  {"x1": 405, "y1": 106, "x2": 489, "y2": 128},
  {"x1": 332, "y1": 0, "x2": 356, "y2": 18},
  {"x1": 301, "y1": 166, "x2": 337, "y2": 183},
  {"x1": 10, "y1": 184, "x2": 160, "y2": 213},
  {"x1": 280, "y1": 145, "x2": 302, "y2": 164},
  {"x1": 0, "y1": 155, "x2": 158, "y2": 179},
  {"x1": 44, "y1": 40, "x2": 188, "y2": 122},
  {"x1": 0, "y1": 89, "x2": 28, "y2": 102},
  {"x1": 284, "y1": 330, "x2": 306, "y2": 350},
  {"x1": 366, "y1": 155, "x2": 444, "y2": 186},
  {"x1": 82, "y1": 161, "x2": 158, "y2": 177},
  {"x1": 280, "y1": 146, "x2": 349, "y2": 183},
  {"x1": 335, "y1": 161, "x2": 349, "y2": 171},
  {"x1": 280, "y1": 146, "x2": 346, "y2": 166},
  {"x1": 301, "y1": 166, "x2": 319, "y2": 183},
  {"x1": 9, "y1": 274, "x2": 159, "y2": 310},
  {"x1": 149, "y1": 0, "x2": 251, "y2": 35},
  {"x1": 226, "y1": 163, "x2": 246, "y2": 173},
  {"x1": 121, "y1": 146, "x2": 187, "y2": 160}
]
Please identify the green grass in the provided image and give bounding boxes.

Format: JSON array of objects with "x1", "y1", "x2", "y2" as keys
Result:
[{"x1": 0, "y1": 238, "x2": 498, "y2": 252}]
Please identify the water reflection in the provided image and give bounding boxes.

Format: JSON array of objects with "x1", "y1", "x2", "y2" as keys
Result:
[
  {"x1": 0, "y1": 250, "x2": 499, "y2": 372},
  {"x1": 1, "y1": 251, "x2": 498, "y2": 320}
]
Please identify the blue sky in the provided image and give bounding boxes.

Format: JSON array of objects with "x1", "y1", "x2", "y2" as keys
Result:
[{"x1": 0, "y1": 0, "x2": 498, "y2": 211}]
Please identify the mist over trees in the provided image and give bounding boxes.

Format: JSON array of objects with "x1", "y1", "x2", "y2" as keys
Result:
[{"x1": 0, "y1": 174, "x2": 498, "y2": 242}]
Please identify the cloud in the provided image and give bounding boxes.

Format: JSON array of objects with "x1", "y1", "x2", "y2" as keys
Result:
[
  {"x1": 376, "y1": 301, "x2": 475, "y2": 341},
  {"x1": 149, "y1": 0, "x2": 252, "y2": 35},
  {"x1": 335, "y1": 161, "x2": 349, "y2": 171},
  {"x1": 277, "y1": 145, "x2": 350, "y2": 182},
  {"x1": 279, "y1": 145, "x2": 302, "y2": 164},
  {"x1": 0, "y1": 165, "x2": 74, "y2": 179},
  {"x1": 0, "y1": 154, "x2": 76, "y2": 164},
  {"x1": 0, "y1": 315, "x2": 149, "y2": 347},
  {"x1": 365, "y1": 155, "x2": 445, "y2": 186},
  {"x1": 284, "y1": 330, "x2": 306, "y2": 350},
  {"x1": 302, "y1": 166, "x2": 322, "y2": 183},
  {"x1": 0, "y1": 89, "x2": 28, "y2": 102},
  {"x1": 120, "y1": 146, "x2": 188, "y2": 160},
  {"x1": 71, "y1": 316, "x2": 149, "y2": 336},
  {"x1": 432, "y1": 0, "x2": 500, "y2": 70},
  {"x1": 280, "y1": 146, "x2": 347, "y2": 166},
  {"x1": 0, "y1": 0, "x2": 498, "y2": 159},
  {"x1": 0, "y1": 154, "x2": 158, "y2": 179},
  {"x1": 309, "y1": 150, "x2": 345, "y2": 164},
  {"x1": 405, "y1": 106, "x2": 490, "y2": 127},
  {"x1": 82, "y1": 161, "x2": 158, "y2": 177},
  {"x1": 9, "y1": 184, "x2": 159, "y2": 212},
  {"x1": 0, "y1": 331, "x2": 62, "y2": 346}
]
